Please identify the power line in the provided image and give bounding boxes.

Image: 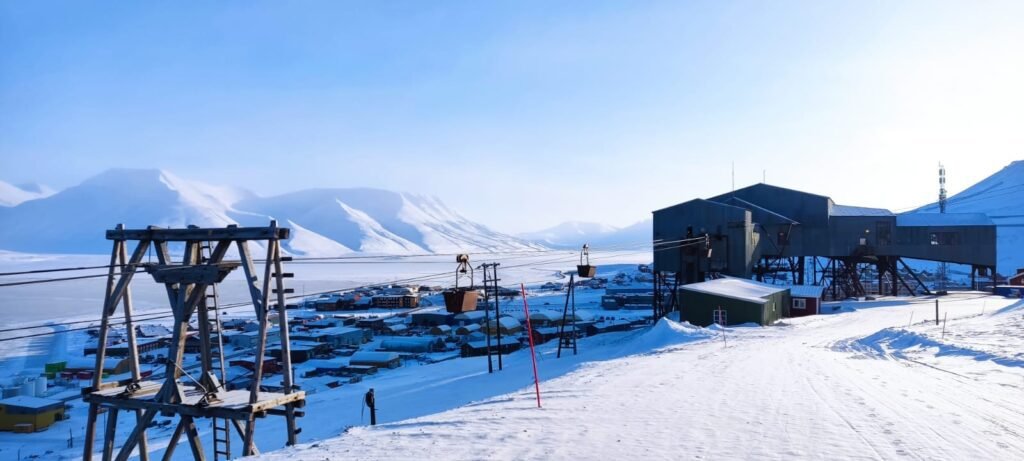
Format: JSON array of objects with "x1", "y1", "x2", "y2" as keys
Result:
[{"x1": 0, "y1": 241, "x2": 674, "y2": 339}]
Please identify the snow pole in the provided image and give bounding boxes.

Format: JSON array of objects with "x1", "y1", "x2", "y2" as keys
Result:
[
  {"x1": 941, "y1": 312, "x2": 948, "y2": 339},
  {"x1": 520, "y1": 283, "x2": 542, "y2": 408},
  {"x1": 935, "y1": 299, "x2": 940, "y2": 325}
]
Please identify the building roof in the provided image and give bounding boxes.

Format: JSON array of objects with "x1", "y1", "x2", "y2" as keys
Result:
[
  {"x1": 0, "y1": 395, "x2": 63, "y2": 410},
  {"x1": 294, "y1": 326, "x2": 362, "y2": 337},
  {"x1": 831, "y1": 204, "x2": 894, "y2": 217},
  {"x1": 453, "y1": 311, "x2": 487, "y2": 322},
  {"x1": 719, "y1": 196, "x2": 800, "y2": 224},
  {"x1": 680, "y1": 278, "x2": 788, "y2": 304},
  {"x1": 350, "y1": 351, "x2": 399, "y2": 363},
  {"x1": 486, "y1": 316, "x2": 522, "y2": 329},
  {"x1": 896, "y1": 213, "x2": 994, "y2": 227},
  {"x1": 785, "y1": 284, "x2": 825, "y2": 298}
]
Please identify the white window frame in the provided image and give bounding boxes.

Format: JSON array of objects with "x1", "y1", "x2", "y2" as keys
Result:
[{"x1": 792, "y1": 298, "x2": 807, "y2": 310}]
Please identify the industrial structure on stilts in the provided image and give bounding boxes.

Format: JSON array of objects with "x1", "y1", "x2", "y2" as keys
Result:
[
  {"x1": 651, "y1": 183, "x2": 998, "y2": 319},
  {"x1": 82, "y1": 222, "x2": 304, "y2": 461}
]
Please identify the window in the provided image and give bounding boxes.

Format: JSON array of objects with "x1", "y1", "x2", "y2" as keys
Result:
[
  {"x1": 792, "y1": 298, "x2": 807, "y2": 310},
  {"x1": 929, "y1": 232, "x2": 959, "y2": 246},
  {"x1": 876, "y1": 222, "x2": 892, "y2": 245}
]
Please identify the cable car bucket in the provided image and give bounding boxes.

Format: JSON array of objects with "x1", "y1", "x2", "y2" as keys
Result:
[
  {"x1": 443, "y1": 254, "x2": 479, "y2": 313},
  {"x1": 576, "y1": 244, "x2": 597, "y2": 278}
]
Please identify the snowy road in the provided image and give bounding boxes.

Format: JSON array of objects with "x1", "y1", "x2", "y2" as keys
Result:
[{"x1": 261, "y1": 294, "x2": 1024, "y2": 460}]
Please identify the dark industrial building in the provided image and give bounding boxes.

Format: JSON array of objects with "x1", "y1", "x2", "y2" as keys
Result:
[{"x1": 653, "y1": 183, "x2": 998, "y2": 315}]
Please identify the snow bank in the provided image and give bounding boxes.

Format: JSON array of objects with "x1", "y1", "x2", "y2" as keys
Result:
[{"x1": 616, "y1": 317, "x2": 712, "y2": 356}]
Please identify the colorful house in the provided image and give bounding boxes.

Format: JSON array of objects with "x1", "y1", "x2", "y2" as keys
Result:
[{"x1": 0, "y1": 396, "x2": 66, "y2": 432}]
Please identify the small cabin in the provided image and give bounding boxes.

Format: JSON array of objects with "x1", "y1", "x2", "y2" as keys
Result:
[
  {"x1": 0, "y1": 396, "x2": 66, "y2": 432},
  {"x1": 349, "y1": 351, "x2": 401, "y2": 369}
]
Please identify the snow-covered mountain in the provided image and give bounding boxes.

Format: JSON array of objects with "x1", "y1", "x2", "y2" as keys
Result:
[
  {"x1": 0, "y1": 169, "x2": 543, "y2": 255},
  {"x1": 913, "y1": 160, "x2": 1024, "y2": 273},
  {"x1": 0, "y1": 180, "x2": 56, "y2": 207},
  {"x1": 519, "y1": 219, "x2": 652, "y2": 250}
]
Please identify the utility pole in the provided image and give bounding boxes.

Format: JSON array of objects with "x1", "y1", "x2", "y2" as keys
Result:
[{"x1": 482, "y1": 263, "x2": 503, "y2": 371}]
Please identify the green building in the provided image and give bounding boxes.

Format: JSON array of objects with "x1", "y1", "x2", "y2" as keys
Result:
[{"x1": 678, "y1": 278, "x2": 790, "y2": 326}]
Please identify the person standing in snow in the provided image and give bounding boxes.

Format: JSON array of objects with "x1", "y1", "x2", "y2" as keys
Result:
[{"x1": 364, "y1": 388, "x2": 376, "y2": 425}]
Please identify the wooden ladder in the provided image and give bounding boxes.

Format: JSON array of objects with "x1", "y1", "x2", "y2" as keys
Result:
[{"x1": 201, "y1": 241, "x2": 232, "y2": 461}]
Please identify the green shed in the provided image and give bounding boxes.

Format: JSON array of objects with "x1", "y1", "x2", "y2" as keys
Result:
[{"x1": 678, "y1": 278, "x2": 790, "y2": 326}]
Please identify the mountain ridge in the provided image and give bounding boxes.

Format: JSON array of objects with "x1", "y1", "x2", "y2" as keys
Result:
[{"x1": 0, "y1": 168, "x2": 542, "y2": 256}]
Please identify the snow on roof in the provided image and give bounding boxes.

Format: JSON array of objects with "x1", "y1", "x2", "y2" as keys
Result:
[
  {"x1": 350, "y1": 351, "x2": 399, "y2": 362},
  {"x1": 453, "y1": 311, "x2": 487, "y2": 321},
  {"x1": 295, "y1": 326, "x2": 362, "y2": 337},
  {"x1": 785, "y1": 284, "x2": 825, "y2": 298},
  {"x1": 0, "y1": 395, "x2": 62, "y2": 410},
  {"x1": 896, "y1": 213, "x2": 994, "y2": 227},
  {"x1": 680, "y1": 278, "x2": 787, "y2": 304},
  {"x1": 487, "y1": 316, "x2": 522, "y2": 329},
  {"x1": 831, "y1": 204, "x2": 894, "y2": 217}
]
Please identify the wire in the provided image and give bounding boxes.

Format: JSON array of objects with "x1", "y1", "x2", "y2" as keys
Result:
[{"x1": 0, "y1": 242, "x2": 666, "y2": 338}]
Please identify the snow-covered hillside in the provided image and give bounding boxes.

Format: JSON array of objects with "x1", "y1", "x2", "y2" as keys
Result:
[
  {"x1": 0, "y1": 169, "x2": 542, "y2": 255},
  {"x1": 0, "y1": 180, "x2": 55, "y2": 207},
  {"x1": 914, "y1": 160, "x2": 1024, "y2": 273},
  {"x1": 520, "y1": 219, "x2": 652, "y2": 250},
  {"x1": 254, "y1": 294, "x2": 1024, "y2": 461}
]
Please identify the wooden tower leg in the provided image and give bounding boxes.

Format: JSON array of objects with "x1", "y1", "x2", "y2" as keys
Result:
[
  {"x1": 162, "y1": 420, "x2": 186, "y2": 461},
  {"x1": 116, "y1": 241, "x2": 149, "y2": 461},
  {"x1": 182, "y1": 416, "x2": 207, "y2": 461},
  {"x1": 84, "y1": 236, "x2": 123, "y2": 461},
  {"x1": 102, "y1": 408, "x2": 119, "y2": 461},
  {"x1": 271, "y1": 240, "x2": 299, "y2": 445}
]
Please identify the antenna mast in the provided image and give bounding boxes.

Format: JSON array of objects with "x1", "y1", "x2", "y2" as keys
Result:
[
  {"x1": 938, "y1": 162, "x2": 947, "y2": 213},
  {"x1": 937, "y1": 163, "x2": 948, "y2": 291}
]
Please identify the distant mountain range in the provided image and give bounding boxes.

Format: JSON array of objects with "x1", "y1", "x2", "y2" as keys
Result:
[
  {"x1": 913, "y1": 160, "x2": 1024, "y2": 273},
  {"x1": 3, "y1": 162, "x2": 1021, "y2": 271},
  {"x1": 0, "y1": 181, "x2": 55, "y2": 207},
  {"x1": 0, "y1": 169, "x2": 543, "y2": 255},
  {"x1": 517, "y1": 220, "x2": 651, "y2": 250}
]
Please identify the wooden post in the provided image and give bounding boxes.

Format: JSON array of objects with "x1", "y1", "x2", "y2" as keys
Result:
[
  {"x1": 116, "y1": 241, "x2": 149, "y2": 461},
  {"x1": 935, "y1": 299, "x2": 940, "y2": 325},
  {"x1": 84, "y1": 237, "x2": 121, "y2": 461},
  {"x1": 271, "y1": 239, "x2": 300, "y2": 445},
  {"x1": 161, "y1": 420, "x2": 185, "y2": 461},
  {"x1": 102, "y1": 408, "x2": 118, "y2": 461}
]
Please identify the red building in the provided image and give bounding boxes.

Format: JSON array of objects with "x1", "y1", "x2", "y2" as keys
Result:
[
  {"x1": 1009, "y1": 268, "x2": 1024, "y2": 286},
  {"x1": 786, "y1": 285, "x2": 825, "y2": 317}
]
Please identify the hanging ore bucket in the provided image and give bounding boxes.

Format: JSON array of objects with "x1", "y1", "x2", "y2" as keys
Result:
[
  {"x1": 443, "y1": 254, "x2": 479, "y2": 313},
  {"x1": 576, "y1": 244, "x2": 597, "y2": 278}
]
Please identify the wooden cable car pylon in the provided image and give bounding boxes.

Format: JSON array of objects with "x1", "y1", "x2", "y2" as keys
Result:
[{"x1": 81, "y1": 222, "x2": 305, "y2": 461}]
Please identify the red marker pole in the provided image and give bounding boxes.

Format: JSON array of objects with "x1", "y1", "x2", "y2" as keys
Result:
[{"x1": 520, "y1": 283, "x2": 542, "y2": 408}]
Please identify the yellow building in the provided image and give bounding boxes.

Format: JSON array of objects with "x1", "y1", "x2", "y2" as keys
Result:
[{"x1": 0, "y1": 396, "x2": 66, "y2": 432}]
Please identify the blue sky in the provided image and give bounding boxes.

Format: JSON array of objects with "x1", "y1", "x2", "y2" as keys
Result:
[{"x1": 1, "y1": 1, "x2": 1022, "y2": 232}]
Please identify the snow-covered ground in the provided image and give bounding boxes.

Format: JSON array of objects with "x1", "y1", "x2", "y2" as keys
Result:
[
  {"x1": 2, "y1": 247, "x2": 1022, "y2": 461},
  {"x1": 254, "y1": 293, "x2": 1024, "y2": 461}
]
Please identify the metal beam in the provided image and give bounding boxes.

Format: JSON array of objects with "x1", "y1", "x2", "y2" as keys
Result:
[{"x1": 108, "y1": 226, "x2": 289, "y2": 242}]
